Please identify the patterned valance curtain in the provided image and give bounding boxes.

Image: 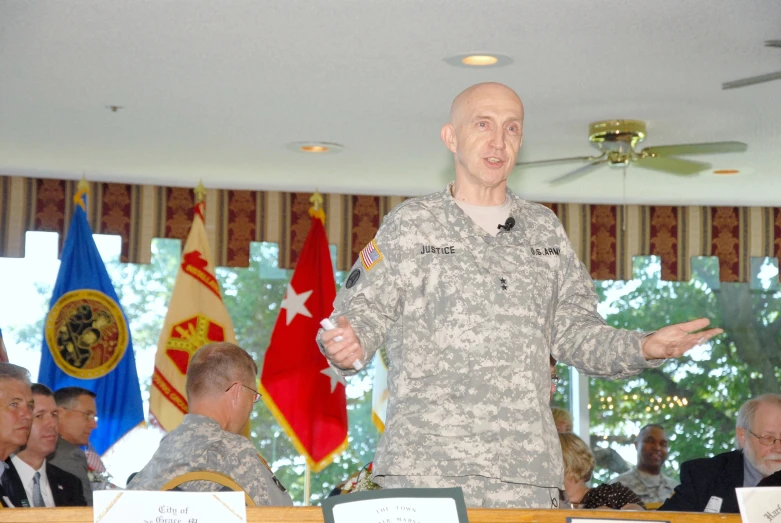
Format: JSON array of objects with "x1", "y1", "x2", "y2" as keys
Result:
[{"x1": 1, "y1": 176, "x2": 779, "y2": 283}]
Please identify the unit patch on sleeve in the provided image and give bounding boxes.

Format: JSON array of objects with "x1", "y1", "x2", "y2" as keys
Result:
[
  {"x1": 345, "y1": 268, "x2": 361, "y2": 288},
  {"x1": 360, "y1": 239, "x2": 383, "y2": 271}
]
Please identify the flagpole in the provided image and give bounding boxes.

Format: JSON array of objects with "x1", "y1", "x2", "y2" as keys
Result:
[
  {"x1": 305, "y1": 188, "x2": 319, "y2": 508},
  {"x1": 306, "y1": 191, "x2": 319, "y2": 508},
  {"x1": 304, "y1": 463, "x2": 311, "y2": 506}
]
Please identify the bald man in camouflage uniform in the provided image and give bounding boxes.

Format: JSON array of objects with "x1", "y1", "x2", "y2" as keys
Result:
[
  {"x1": 319, "y1": 82, "x2": 722, "y2": 508},
  {"x1": 129, "y1": 342, "x2": 290, "y2": 506}
]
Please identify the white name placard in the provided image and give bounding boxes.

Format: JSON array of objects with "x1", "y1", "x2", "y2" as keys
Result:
[
  {"x1": 736, "y1": 487, "x2": 781, "y2": 523},
  {"x1": 321, "y1": 488, "x2": 469, "y2": 523},
  {"x1": 333, "y1": 496, "x2": 457, "y2": 523},
  {"x1": 93, "y1": 490, "x2": 246, "y2": 523}
]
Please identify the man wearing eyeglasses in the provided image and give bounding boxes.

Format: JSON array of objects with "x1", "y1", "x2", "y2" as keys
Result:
[
  {"x1": 549, "y1": 357, "x2": 573, "y2": 432},
  {"x1": 549, "y1": 356, "x2": 559, "y2": 402},
  {"x1": 4, "y1": 384, "x2": 86, "y2": 507},
  {"x1": 48, "y1": 386, "x2": 97, "y2": 505},
  {"x1": 128, "y1": 342, "x2": 291, "y2": 506},
  {"x1": 660, "y1": 393, "x2": 781, "y2": 513}
]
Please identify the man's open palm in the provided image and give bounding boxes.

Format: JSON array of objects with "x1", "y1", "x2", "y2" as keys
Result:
[{"x1": 642, "y1": 318, "x2": 723, "y2": 360}]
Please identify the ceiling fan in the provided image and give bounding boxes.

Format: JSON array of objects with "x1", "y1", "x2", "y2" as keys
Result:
[
  {"x1": 515, "y1": 119, "x2": 748, "y2": 185},
  {"x1": 722, "y1": 40, "x2": 781, "y2": 90}
]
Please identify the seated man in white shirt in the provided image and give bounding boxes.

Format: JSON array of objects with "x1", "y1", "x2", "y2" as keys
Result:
[{"x1": 4, "y1": 384, "x2": 86, "y2": 507}]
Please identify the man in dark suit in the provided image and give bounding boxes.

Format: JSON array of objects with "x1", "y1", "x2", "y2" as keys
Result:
[
  {"x1": 0, "y1": 363, "x2": 33, "y2": 508},
  {"x1": 3, "y1": 384, "x2": 86, "y2": 507},
  {"x1": 758, "y1": 469, "x2": 781, "y2": 487},
  {"x1": 48, "y1": 386, "x2": 97, "y2": 505},
  {"x1": 659, "y1": 394, "x2": 781, "y2": 513}
]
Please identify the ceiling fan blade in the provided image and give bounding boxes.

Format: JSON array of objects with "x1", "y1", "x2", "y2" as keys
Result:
[
  {"x1": 634, "y1": 156, "x2": 710, "y2": 175},
  {"x1": 549, "y1": 159, "x2": 609, "y2": 185},
  {"x1": 722, "y1": 71, "x2": 781, "y2": 90},
  {"x1": 516, "y1": 155, "x2": 600, "y2": 168},
  {"x1": 641, "y1": 141, "x2": 747, "y2": 157},
  {"x1": 765, "y1": 40, "x2": 781, "y2": 48}
]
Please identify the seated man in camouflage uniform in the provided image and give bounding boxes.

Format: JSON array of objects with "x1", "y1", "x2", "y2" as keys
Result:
[
  {"x1": 128, "y1": 342, "x2": 291, "y2": 506},
  {"x1": 609, "y1": 424, "x2": 678, "y2": 505}
]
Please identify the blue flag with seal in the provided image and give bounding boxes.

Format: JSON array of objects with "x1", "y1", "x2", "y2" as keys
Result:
[{"x1": 38, "y1": 182, "x2": 143, "y2": 455}]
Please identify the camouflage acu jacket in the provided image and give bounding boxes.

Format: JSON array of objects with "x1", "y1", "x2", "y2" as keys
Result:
[
  {"x1": 326, "y1": 184, "x2": 656, "y2": 488},
  {"x1": 609, "y1": 466, "x2": 679, "y2": 504},
  {"x1": 128, "y1": 414, "x2": 291, "y2": 506}
]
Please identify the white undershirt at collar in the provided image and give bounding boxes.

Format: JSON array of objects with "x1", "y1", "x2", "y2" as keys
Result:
[
  {"x1": 454, "y1": 198, "x2": 512, "y2": 237},
  {"x1": 10, "y1": 455, "x2": 55, "y2": 507}
]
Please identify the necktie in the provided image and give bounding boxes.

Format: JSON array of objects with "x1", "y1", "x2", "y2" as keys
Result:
[{"x1": 32, "y1": 471, "x2": 45, "y2": 507}]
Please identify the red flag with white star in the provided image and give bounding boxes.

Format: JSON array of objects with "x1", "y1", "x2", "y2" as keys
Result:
[{"x1": 260, "y1": 202, "x2": 348, "y2": 472}]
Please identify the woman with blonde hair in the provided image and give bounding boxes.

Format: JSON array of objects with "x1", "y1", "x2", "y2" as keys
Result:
[
  {"x1": 559, "y1": 432, "x2": 645, "y2": 510},
  {"x1": 551, "y1": 407, "x2": 573, "y2": 433}
]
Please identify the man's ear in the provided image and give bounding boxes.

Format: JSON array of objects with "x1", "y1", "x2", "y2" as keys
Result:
[
  {"x1": 441, "y1": 124, "x2": 457, "y2": 153},
  {"x1": 736, "y1": 427, "x2": 747, "y2": 449},
  {"x1": 225, "y1": 383, "x2": 238, "y2": 405}
]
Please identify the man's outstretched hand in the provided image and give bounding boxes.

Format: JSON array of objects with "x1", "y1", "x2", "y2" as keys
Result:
[{"x1": 642, "y1": 318, "x2": 723, "y2": 360}]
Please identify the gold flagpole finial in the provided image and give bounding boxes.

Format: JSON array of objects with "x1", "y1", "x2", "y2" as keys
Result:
[
  {"x1": 308, "y1": 190, "x2": 325, "y2": 224},
  {"x1": 77, "y1": 175, "x2": 89, "y2": 193},
  {"x1": 194, "y1": 180, "x2": 207, "y2": 203},
  {"x1": 74, "y1": 175, "x2": 90, "y2": 210},
  {"x1": 309, "y1": 190, "x2": 323, "y2": 211}
]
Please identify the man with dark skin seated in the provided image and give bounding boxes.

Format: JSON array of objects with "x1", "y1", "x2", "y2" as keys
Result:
[{"x1": 610, "y1": 424, "x2": 678, "y2": 505}]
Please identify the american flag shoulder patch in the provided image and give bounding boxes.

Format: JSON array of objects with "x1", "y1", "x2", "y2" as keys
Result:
[{"x1": 360, "y1": 239, "x2": 383, "y2": 271}]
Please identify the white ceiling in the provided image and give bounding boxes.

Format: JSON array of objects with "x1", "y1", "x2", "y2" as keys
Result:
[{"x1": 1, "y1": 0, "x2": 780, "y2": 205}]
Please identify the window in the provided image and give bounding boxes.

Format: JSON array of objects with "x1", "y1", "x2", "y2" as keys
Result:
[
  {"x1": 7, "y1": 236, "x2": 777, "y2": 498},
  {"x1": 0, "y1": 234, "x2": 377, "y2": 504},
  {"x1": 589, "y1": 256, "x2": 780, "y2": 483}
]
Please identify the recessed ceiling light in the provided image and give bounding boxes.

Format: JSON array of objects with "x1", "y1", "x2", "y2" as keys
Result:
[
  {"x1": 301, "y1": 145, "x2": 328, "y2": 153},
  {"x1": 712, "y1": 169, "x2": 740, "y2": 175},
  {"x1": 286, "y1": 142, "x2": 344, "y2": 154},
  {"x1": 444, "y1": 53, "x2": 513, "y2": 68},
  {"x1": 462, "y1": 55, "x2": 498, "y2": 66}
]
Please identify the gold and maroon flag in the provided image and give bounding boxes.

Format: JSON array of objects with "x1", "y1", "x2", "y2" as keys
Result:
[
  {"x1": 149, "y1": 187, "x2": 238, "y2": 431},
  {"x1": 260, "y1": 196, "x2": 348, "y2": 472}
]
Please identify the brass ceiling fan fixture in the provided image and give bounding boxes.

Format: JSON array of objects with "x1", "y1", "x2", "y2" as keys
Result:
[
  {"x1": 722, "y1": 40, "x2": 781, "y2": 90},
  {"x1": 515, "y1": 119, "x2": 748, "y2": 186}
]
